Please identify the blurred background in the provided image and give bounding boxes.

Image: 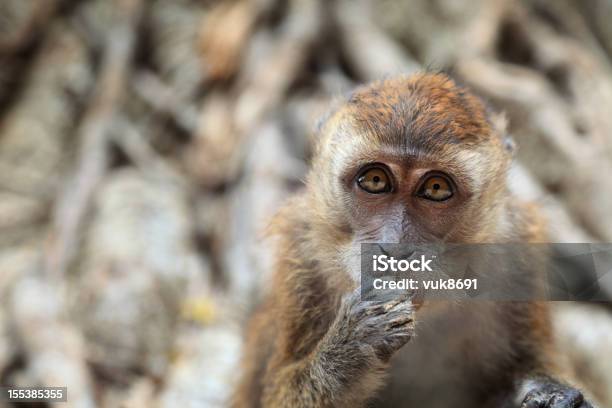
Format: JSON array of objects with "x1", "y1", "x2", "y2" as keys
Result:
[{"x1": 1, "y1": 0, "x2": 612, "y2": 407}]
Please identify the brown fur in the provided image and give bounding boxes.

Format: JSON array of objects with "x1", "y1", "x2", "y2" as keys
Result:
[{"x1": 232, "y1": 73, "x2": 582, "y2": 408}]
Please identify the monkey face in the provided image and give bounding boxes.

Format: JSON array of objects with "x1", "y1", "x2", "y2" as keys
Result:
[
  {"x1": 345, "y1": 161, "x2": 468, "y2": 242},
  {"x1": 309, "y1": 73, "x2": 512, "y2": 250}
]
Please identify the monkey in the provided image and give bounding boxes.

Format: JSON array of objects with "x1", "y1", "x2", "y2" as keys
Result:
[{"x1": 231, "y1": 73, "x2": 596, "y2": 408}]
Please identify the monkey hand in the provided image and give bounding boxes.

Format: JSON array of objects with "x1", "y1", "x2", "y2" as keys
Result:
[
  {"x1": 320, "y1": 288, "x2": 415, "y2": 364},
  {"x1": 519, "y1": 378, "x2": 595, "y2": 408}
]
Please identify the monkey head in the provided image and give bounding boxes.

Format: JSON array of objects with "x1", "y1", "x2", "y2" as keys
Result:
[{"x1": 304, "y1": 73, "x2": 515, "y2": 279}]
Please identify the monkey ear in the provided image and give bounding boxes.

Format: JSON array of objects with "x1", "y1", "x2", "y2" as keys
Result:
[{"x1": 489, "y1": 111, "x2": 516, "y2": 155}]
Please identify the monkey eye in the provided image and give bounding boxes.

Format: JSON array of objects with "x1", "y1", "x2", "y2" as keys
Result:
[
  {"x1": 416, "y1": 174, "x2": 454, "y2": 201},
  {"x1": 356, "y1": 166, "x2": 392, "y2": 194}
]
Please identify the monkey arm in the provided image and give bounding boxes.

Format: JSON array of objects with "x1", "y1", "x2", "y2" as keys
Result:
[
  {"x1": 487, "y1": 303, "x2": 597, "y2": 408},
  {"x1": 260, "y1": 345, "x2": 382, "y2": 408},
  {"x1": 259, "y1": 288, "x2": 414, "y2": 408}
]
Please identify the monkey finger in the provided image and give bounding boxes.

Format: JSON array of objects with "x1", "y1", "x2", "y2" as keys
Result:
[
  {"x1": 374, "y1": 332, "x2": 413, "y2": 361},
  {"x1": 385, "y1": 315, "x2": 414, "y2": 330},
  {"x1": 354, "y1": 294, "x2": 407, "y2": 318},
  {"x1": 352, "y1": 297, "x2": 414, "y2": 327},
  {"x1": 356, "y1": 303, "x2": 388, "y2": 317},
  {"x1": 388, "y1": 299, "x2": 414, "y2": 313}
]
